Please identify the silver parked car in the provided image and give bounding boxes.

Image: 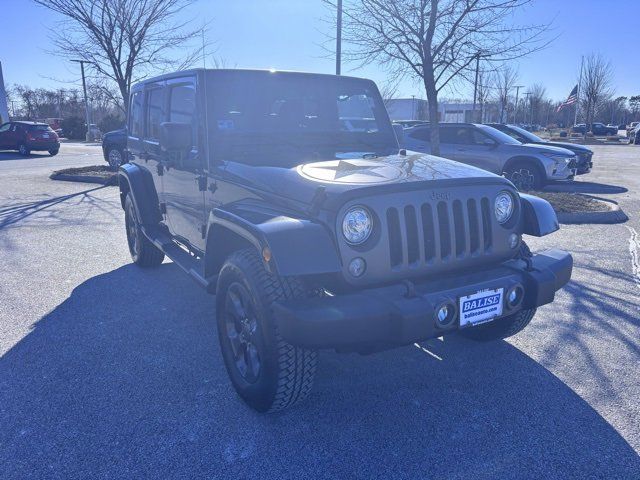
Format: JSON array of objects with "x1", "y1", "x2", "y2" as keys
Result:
[{"x1": 403, "y1": 123, "x2": 577, "y2": 190}]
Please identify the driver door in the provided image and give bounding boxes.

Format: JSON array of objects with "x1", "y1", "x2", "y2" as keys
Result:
[{"x1": 160, "y1": 76, "x2": 206, "y2": 251}]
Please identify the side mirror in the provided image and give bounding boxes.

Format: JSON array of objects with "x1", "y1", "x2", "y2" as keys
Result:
[
  {"x1": 159, "y1": 122, "x2": 192, "y2": 152},
  {"x1": 483, "y1": 138, "x2": 498, "y2": 148},
  {"x1": 392, "y1": 124, "x2": 405, "y2": 147}
]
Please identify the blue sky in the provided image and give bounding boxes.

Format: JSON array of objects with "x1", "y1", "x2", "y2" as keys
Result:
[{"x1": 1, "y1": 0, "x2": 638, "y2": 101}]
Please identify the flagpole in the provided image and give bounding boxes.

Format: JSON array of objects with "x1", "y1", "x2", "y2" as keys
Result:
[{"x1": 575, "y1": 55, "x2": 584, "y2": 126}]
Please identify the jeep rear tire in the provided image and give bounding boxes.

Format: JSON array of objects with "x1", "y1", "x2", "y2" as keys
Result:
[
  {"x1": 216, "y1": 249, "x2": 317, "y2": 413},
  {"x1": 124, "y1": 194, "x2": 165, "y2": 267},
  {"x1": 458, "y1": 308, "x2": 536, "y2": 341},
  {"x1": 504, "y1": 161, "x2": 544, "y2": 191}
]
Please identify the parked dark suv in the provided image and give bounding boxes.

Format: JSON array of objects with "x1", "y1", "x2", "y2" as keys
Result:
[
  {"x1": 0, "y1": 121, "x2": 60, "y2": 156},
  {"x1": 101, "y1": 128, "x2": 127, "y2": 168},
  {"x1": 488, "y1": 123, "x2": 593, "y2": 174},
  {"x1": 119, "y1": 69, "x2": 572, "y2": 412}
]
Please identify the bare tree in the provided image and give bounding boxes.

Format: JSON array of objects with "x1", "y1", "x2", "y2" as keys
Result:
[
  {"x1": 527, "y1": 83, "x2": 546, "y2": 125},
  {"x1": 34, "y1": 0, "x2": 204, "y2": 114},
  {"x1": 493, "y1": 65, "x2": 518, "y2": 123},
  {"x1": 579, "y1": 53, "x2": 613, "y2": 129},
  {"x1": 325, "y1": 0, "x2": 551, "y2": 154}
]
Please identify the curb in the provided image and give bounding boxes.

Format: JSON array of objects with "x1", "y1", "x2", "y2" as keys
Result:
[
  {"x1": 50, "y1": 173, "x2": 117, "y2": 186},
  {"x1": 556, "y1": 195, "x2": 628, "y2": 225}
]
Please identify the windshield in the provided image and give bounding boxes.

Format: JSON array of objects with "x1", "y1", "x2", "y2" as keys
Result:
[
  {"x1": 476, "y1": 124, "x2": 522, "y2": 145},
  {"x1": 207, "y1": 71, "x2": 397, "y2": 167},
  {"x1": 502, "y1": 124, "x2": 543, "y2": 143}
]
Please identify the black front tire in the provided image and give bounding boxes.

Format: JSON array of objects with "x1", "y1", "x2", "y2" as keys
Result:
[
  {"x1": 504, "y1": 161, "x2": 544, "y2": 191},
  {"x1": 216, "y1": 249, "x2": 317, "y2": 413},
  {"x1": 124, "y1": 194, "x2": 165, "y2": 267},
  {"x1": 48, "y1": 149, "x2": 59, "y2": 156},
  {"x1": 18, "y1": 143, "x2": 30, "y2": 156},
  {"x1": 458, "y1": 309, "x2": 537, "y2": 341},
  {"x1": 106, "y1": 147, "x2": 124, "y2": 169}
]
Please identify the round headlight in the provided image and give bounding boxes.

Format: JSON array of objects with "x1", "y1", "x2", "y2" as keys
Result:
[
  {"x1": 494, "y1": 191, "x2": 514, "y2": 224},
  {"x1": 342, "y1": 206, "x2": 373, "y2": 245}
]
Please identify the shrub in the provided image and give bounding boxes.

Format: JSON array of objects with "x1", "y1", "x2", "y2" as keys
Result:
[
  {"x1": 61, "y1": 116, "x2": 87, "y2": 140},
  {"x1": 98, "y1": 114, "x2": 125, "y2": 134}
]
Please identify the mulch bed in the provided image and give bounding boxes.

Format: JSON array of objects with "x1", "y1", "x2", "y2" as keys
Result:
[
  {"x1": 50, "y1": 166, "x2": 118, "y2": 186},
  {"x1": 531, "y1": 191, "x2": 611, "y2": 214}
]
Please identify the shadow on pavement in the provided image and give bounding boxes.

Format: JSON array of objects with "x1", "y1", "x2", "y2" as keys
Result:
[
  {"x1": 0, "y1": 186, "x2": 107, "y2": 228},
  {"x1": 0, "y1": 151, "x2": 53, "y2": 161},
  {"x1": 1, "y1": 263, "x2": 638, "y2": 479},
  {"x1": 545, "y1": 181, "x2": 628, "y2": 194}
]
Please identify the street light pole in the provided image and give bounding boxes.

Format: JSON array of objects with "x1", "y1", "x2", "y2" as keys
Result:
[
  {"x1": 336, "y1": 0, "x2": 342, "y2": 75},
  {"x1": 72, "y1": 60, "x2": 92, "y2": 141},
  {"x1": 472, "y1": 53, "x2": 480, "y2": 116},
  {"x1": 523, "y1": 92, "x2": 532, "y2": 126},
  {"x1": 513, "y1": 85, "x2": 524, "y2": 124}
]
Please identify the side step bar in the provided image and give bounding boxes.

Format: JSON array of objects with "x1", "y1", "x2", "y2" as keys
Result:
[{"x1": 142, "y1": 226, "x2": 216, "y2": 291}]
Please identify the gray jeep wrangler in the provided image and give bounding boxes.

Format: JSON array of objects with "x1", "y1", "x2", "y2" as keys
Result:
[{"x1": 119, "y1": 69, "x2": 572, "y2": 412}]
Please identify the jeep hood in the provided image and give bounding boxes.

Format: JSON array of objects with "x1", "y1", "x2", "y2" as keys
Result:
[{"x1": 219, "y1": 151, "x2": 511, "y2": 211}]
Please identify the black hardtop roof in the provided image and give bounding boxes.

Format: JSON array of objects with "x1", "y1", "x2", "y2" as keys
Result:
[{"x1": 131, "y1": 68, "x2": 376, "y2": 91}]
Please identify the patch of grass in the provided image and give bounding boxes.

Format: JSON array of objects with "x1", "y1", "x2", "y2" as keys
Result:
[{"x1": 532, "y1": 191, "x2": 610, "y2": 213}]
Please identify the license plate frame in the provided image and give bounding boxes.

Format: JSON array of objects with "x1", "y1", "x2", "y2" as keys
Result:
[{"x1": 459, "y1": 288, "x2": 504, "y2": 328}]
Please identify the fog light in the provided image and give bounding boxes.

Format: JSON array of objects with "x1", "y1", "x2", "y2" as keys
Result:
[
  {"x1": 509, "y1": 233, "x2": 520, "y2": 249},
  {"x1": 508, "y1": 289, "x2": 518, "y2": 304},
  {"x1": 434, "y1": 301, "x2": 456, "y2": 327},
  {"x1": 348, "y1": 257, "x2": 366, "y2": 277},
  {"x1": 506, "y1": 285, "x2": 524, "y2": 309}
]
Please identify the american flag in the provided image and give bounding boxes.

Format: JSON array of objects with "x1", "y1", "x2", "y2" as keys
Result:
[{"x1": 557, "y1": 85, "x2": 578, "y2": 112}]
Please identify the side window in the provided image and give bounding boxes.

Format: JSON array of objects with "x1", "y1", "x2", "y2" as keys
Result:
[
  {"x1": 0, "y1": 123, "x2": 11, "y2": 133},
  {"x1": 439, "y1": 127, "x2": 465, "y2": 144},
  {"x1": 129, "y1": 91, "x2": 144, "y2": 137},
  {"x1": 169, "y1": 84, "x2": 196, "y2": 125},
  {"x1": 470, "y1": 129, "x2": 492, "y2": 145},
  {"x1": 146, "y1": 88, "x2": 165, "y2": 140},
  {"x1": 408, "y1": 128, "x2": 431, "y2": 141}
]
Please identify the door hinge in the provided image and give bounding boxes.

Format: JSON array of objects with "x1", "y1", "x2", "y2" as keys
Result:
[
  {"x1": 200, "y1": 224, "x2": 206, "y2": 239},
  {"x1": 196, "y1": 175, "x2": 207, "y2": 191},
  {"x1": 159, "y1": 202, "x2": 166, "y2": 214}
]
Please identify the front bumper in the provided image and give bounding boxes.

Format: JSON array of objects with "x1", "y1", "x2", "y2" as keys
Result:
[
  {"x1": 575, "y1": 154, "x2": 593, "y2": 175},
  {"x1": 274, "y1": 249, "x2": 572, "y2": 350}
]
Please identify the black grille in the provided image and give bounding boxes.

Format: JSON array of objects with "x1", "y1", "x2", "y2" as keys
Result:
[{"x1": 387, "y1": 197, "x2": 493, "y2": 268}]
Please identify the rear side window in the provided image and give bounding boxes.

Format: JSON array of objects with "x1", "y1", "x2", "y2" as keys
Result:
[
  {"x1": 169, "y1": 84, "x2": 196, "y2": 125},
  {"x1": 130, "y1": 91, "x2": 144, "y2": 137},
  {"x1": 408, "y1": 128, "x2": 430, "y2": 141},
  {"x1": 146, "y1": 88, "x2": 164, "y2": 140},
  {"x1": 29, "y1": 125, "x2": 52, "y2": 131},
  {"x1": 0, "y1": 123, "x2": 10, "y2": 133}
]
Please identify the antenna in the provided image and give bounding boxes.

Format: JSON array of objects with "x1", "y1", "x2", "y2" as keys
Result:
[{"x1": 202, "y1": 23, "x2": 206, "y2": 69}]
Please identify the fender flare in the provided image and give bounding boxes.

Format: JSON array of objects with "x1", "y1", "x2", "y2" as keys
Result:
[
  {"x1": 204, "y1": 208, "x2": 342, "y2": 278},
  {"x1": 519, "y1": 193, "x2": 559, "y2": 237},
  {"x1": 118, "y1": 163, "x2": 162, "y2": 227}
]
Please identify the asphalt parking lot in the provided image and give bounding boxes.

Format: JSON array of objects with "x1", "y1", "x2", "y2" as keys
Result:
[{"x1": 1, "y1": 143, "x2": 639, "y2": 479}]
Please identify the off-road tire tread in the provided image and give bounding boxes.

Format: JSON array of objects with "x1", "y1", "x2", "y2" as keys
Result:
[
  {"x1": 125, "y1": 194, "x2": 165, "y2": 268},
  {"x1": 226, "y1": 249, "x2": 317, "y2": 412}
]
